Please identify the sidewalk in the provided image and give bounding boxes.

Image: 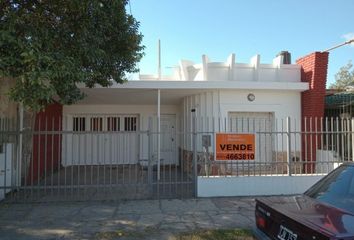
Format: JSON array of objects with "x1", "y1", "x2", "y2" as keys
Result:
[{"x1": 0, "y1": 197, "x2": 255, "y2": 240}]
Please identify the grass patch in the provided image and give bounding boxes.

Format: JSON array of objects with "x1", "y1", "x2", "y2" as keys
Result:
[
  {"x1": 95, "y1": 228, "x2": 255, "y2": 240},
  {"x1": 175, "y1": 229, "x2": 255, "y2": 240},
  {"x1": 94, "y1": 227, "x2": 159, "y2": 240}
]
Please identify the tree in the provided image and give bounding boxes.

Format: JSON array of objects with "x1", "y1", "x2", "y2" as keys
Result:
[
  {"x1": 0, "y1": 0, "x2": 144, "y2": 112},
  {"x1": 330, "y1": 61, "x2": 354, "y2": 90}
]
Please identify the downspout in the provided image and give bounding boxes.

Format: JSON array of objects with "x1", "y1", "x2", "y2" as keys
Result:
[{"x1": 18, "y1": 104, "x2": 24, "y2": 186}]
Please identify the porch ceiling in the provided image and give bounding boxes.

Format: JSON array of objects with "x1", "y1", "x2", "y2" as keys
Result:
[
  {"x1": 78, "y1": 88, "x2": 207, "y2": 105},
  {"x1": 77, "y1": 80, "x2": 309, "y2": 105}
]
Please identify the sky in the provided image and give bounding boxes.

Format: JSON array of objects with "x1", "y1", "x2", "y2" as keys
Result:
[{"x1": 129, "y1": 0, "x2": 354, "y2": 86}]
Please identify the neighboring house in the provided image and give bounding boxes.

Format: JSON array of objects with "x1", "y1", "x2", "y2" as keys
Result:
[
  {"x1": 323, "y1": 89, "x2": 354, "y2": 161},
  {"x1": 325, "y1": 89, "x2": 354, "y2": 118}
]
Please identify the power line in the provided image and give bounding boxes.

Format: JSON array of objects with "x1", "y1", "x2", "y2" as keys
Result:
[{"x1": 323, "y1": 39, "x2": 354, "y2": 52}]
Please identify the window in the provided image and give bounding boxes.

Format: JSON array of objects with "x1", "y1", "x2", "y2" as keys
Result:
[
  {"x1": 72, "y1": 115, "x2": 137, "y2": 132},
  {"x1": 73, "y1": 117, "x2": 86, "y2": 131},
  {"x1": 90, "y1": 117, "x2": 103, "y2": 131},
  {"x1": 124, "y1": 117, "x2": 137, "y2": 131},
  {"x1": 107, "y1": 117, "x2": 120, "y2": 131},
  {"x1": 305, "y1": 165, "x2": 354, "y2": 213}
]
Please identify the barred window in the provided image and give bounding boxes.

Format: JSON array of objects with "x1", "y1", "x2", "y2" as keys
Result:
[
  {"x1": 107, "y1": 117, "x2": 120, "y2": 131},
  {"x1": 73, "y1": 117, "x2": 86, "y2": 131},
  {"x1": 124, "y1": 117, "x2": 137, "y2": 131},
  {"x1": 90, "y1": 117, "x2": 103, "y2": 131}
]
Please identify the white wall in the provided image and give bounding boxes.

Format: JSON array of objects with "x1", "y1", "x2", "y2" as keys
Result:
[
  {"x1": 181, "y1": 90, "x2": 302, "y2": 153},
  {"x1": 182, "y1": 90, "x2": 301, "y2": 126},
  {"x1": 63, "y1": 104, "x2": 180, "y2": 123},
  {"x1": 219, "y1": 90, "x2": 301, "y2": 120},
  {"x1": 63, "y1": 104, "x2": 181, "y2": 163},
  {"x1": 198, "y1": 175, "x2": 325, "y2": 197}
]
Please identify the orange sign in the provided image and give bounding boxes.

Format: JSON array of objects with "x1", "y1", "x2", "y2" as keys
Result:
[{"x1": 215, "y1": 133, "x2": 255, "y2": 160}]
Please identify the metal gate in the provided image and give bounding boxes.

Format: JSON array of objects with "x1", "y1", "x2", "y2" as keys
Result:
[
  {"x1": 2, "y1": 115, "x2": 353, "y2": 202},
  {"x1": 0, "y1": 117, "x2": 196, "y2": 202}
]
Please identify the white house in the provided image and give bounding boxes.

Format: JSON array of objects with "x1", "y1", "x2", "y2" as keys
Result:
[
  {"x1": 2, "y1": 51, "x2": 334, "y2": 201},
  {"x1": 61, "y1": 53, "x2": 308, "y2": 168}
]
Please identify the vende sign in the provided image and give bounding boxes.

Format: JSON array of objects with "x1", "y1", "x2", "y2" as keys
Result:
[{"x1": 215, "y1": 133, "x2": 255, "y2": 160}]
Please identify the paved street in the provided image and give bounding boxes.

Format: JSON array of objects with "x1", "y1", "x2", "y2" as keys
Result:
[{"x1": 0, "y1": 197, "x2": 255, "y2": 240}]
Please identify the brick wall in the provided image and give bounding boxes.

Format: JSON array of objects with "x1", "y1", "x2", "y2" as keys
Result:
[{"x1": 296, "y1": 52, "x2": 329, "y2": 172}]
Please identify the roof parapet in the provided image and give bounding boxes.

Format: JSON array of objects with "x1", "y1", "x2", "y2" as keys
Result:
[{"x1": 139, "y1": 53, "x2": 300, "y2": 82}]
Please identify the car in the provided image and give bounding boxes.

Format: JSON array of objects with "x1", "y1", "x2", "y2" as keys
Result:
[{"x1": 254, "y1": 163, "x2": 354, "y2": 240}]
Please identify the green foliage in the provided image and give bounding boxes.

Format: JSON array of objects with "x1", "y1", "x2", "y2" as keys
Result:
[
  {"x1": 0, "y1": 0, "x2": 144, "y2": 112},
  {"x1": 330, "y1": 61, "x2": 354, "y2": 90}
]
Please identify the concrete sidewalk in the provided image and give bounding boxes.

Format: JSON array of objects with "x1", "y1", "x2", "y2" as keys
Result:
[{"x1": 0, "y1": 197, "x2": 255, "y2": 240}]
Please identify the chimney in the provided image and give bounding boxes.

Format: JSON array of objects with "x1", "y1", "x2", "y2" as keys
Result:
[
  {"x1": 296, "y1": 51, "x2": 329, "y2": 173},
  {"x1": 277, "y1": 51, "x2": 291, "y2": 64}
]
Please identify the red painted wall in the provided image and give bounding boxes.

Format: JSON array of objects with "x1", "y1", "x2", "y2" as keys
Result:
[
  {"x1": 27, "y1": 103, "x2": 63, "y2": 184},
  {"x1": 296, "y1": 52, "x2": 329, "y2": 172}
]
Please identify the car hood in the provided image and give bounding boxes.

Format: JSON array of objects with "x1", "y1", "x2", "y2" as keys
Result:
[{"x1": 258, "y1": 195, "x2": 354, "y2": 238}]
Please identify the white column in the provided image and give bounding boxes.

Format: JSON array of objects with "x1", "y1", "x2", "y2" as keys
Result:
[
  {"x1": 286, "y1": 117, "x2": 292, "y2": 176},
  {"x1": 157, "y1": 89, "x2": 161, "y2": 180}
]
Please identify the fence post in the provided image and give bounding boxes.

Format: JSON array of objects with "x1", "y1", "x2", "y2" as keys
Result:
[
  {"x1": 193, "y1": 116, "x2": 198, "y2": 197},
  {"x1": 147, "y1": 118, "x2": 154, "y2": 197},
  {"x1": 286, "y1": 117, "x2": 292, "y2": 176},
  {"x1": 147, "y1": 130, "x2": 152, "y2": 190},
  {"x1": 18, "y1": 105, "x2": 24, "y2": 189},
  {"x1": 0, "y1": 118, "x2": 4, "y2": 200},
  {"x1": 352, "y1": 118, "x2": 354, "y2": 162},
  {"x1": 15, "y1": 115, "x2": 20, "y2": 194}
]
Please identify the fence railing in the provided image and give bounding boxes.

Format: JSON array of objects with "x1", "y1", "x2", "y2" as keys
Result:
[
  {"x1": 0, "y1": 116, "x2": 353, "y2": 202},
  {"x1": 187, "y1": 117, "x2": 354, "y2": 177}
]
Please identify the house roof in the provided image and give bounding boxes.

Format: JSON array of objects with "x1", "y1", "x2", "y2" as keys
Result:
[{"x1": 325, "y1": 92, "x2": 354, "y2": 106}]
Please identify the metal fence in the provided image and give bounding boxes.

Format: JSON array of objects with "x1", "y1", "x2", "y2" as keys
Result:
[
  {"x1": 325, "y1": 92, "x2": 354, "y2": 118},
  {"x1": 0, "y1": 116, "x2": 195, "y2": 202},
  {"x1": 194, "y1": 117, "x2": 353, "y2": 177},
  {"x1": 0, "y1": 116, "x2": 353, "y2": 202}
]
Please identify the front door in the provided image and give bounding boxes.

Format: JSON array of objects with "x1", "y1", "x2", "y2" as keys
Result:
[
  {"x1": 160, "y1": 115, "x2": 177, "y2": 165},
  {"x1": 228, "y1": 112, "x2": 273, "y2": 162}
]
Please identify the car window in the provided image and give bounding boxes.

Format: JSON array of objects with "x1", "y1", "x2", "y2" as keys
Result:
[
  {"x1": 349, "y1": 172, "x2": 354, "y2": 195},
  {"x1": 305, "y1": 165, "x2": 354, "y2": 213}
]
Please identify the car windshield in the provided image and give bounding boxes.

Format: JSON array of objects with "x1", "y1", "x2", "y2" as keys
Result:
[{"x1": 305, "y1": 164, "x2": 354, "y2": 214}]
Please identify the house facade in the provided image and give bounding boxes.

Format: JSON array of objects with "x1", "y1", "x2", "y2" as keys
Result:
[
  {"x1": 61, "y1": 53, "x2": 309, "y2": 167},
  {"x1": 1, "y1": 51, "x2": 332, "y2": 201}
]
